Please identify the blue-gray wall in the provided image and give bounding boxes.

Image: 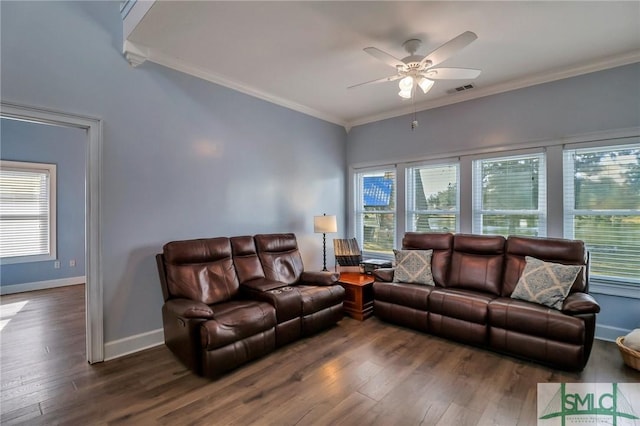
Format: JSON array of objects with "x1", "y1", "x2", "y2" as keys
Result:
[
  {"x1": 1, "y1": 1, "x2": 347, "y2": 343},
  {"x1": 347, "y1": 63, "x2": 640, "y2": 165},
  {"x1": 347, "y1": 63, "x2": 640, "y2": 339},
  {"x1": 1, "y1": 0, "x2": 635, "y2": 349},
  {"x1": 0, "y1": 118, "x2": 86, "y2": 286}
]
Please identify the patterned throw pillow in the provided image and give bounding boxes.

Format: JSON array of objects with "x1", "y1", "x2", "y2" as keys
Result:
[
  {"x1": 511, "y1": 256, "x2": 582, "y2": 310},
  {"x1": 393, "y1": 249, "x2": 434, "y2": 285}
]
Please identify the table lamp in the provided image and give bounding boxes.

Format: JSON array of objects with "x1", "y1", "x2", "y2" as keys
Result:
[{"x1": 314, "y1": 214, "x2": 337, "y2": 271}]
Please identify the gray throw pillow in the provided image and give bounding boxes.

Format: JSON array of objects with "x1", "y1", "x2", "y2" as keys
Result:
[
  {"x1": 511, "y1": 256, "x2": 582, "y2": 310},
  {"x1": 393, "y1": 249, "x2": 434, "y2": 285}
]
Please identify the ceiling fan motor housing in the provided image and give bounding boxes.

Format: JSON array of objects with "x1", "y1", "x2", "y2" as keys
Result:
[{"x1": 402, "y1": 38, "x2": 422, "y2": 55}]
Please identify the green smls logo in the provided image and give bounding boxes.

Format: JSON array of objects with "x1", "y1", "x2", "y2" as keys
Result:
[{"x1": 539, "y1": 383, "x2": 639, "y2": 425}]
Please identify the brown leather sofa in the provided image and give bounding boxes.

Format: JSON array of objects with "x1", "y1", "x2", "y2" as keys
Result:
[
  {"x1": 156, "y1": 233, "x2": 345, "y2": 378},
  {"x1": 373, "y1": 233, "x2": 600, "y2": 371}
]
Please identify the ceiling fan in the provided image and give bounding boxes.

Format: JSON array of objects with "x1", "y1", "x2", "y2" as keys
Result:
[{"x1": 350, "y1": 31, "x2": 481, "y2": 99}]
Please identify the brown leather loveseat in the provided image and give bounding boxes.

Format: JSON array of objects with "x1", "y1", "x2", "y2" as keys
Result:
[
  {"x1": 373, "y1": 233, "x2": 600, "y2": 371},
  {"x1": 156, "y1": 233, "x2": 345, "y2": 378}
]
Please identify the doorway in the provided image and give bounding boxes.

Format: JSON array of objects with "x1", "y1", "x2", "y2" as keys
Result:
[{"x1": 1, "y1": 101, "x2": 103, "y2": 363}]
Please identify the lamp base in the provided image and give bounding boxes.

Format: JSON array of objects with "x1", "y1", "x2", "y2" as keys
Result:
[{"x1": 322, "y1": 232, "x2": 328, "y2": 271}]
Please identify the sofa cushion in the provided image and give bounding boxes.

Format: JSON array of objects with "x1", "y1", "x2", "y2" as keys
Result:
[
  {"x1": 373, "y1": 281, "x2": 431, "y2": 311},
  {"x1": 298, "y1": 285, "x2": 345, "y2": 315},
  {"x1": 230, "y1": 236, "x2": 265, "y2": 284},
  {"x1": 393, "y1": 249, "x2": 435, "y2": 285},
  {"x1": 511, "y1": 256, "x2": 582, "y2": 310},
  {"x1": 428, "y1": 288, "x2": 495, "y2": 324},
  {"x1": 488, "y1": 297, "x2": 585, "y2": 344},
  {"x1": 503, "y1": 236, "x2": 587, "y2": 296},
  {"x1": 200, "y1": 300, "x2": 276, "y2": 350},
  {"x1": 163, "y1": 237, "x2": 240, "y2": 304},
  {"x1": 166, "y1": 258, "x2": 239, "y2": 305},
  {"x1": 255, "y1": 233, "x2": 304, "y2": 285},
  {"x1": 448, "y1": 234, "x2": 505, "y2": 295},
  {"x1": 402, "y1": 232, "x2": 453, "y2": 286}
]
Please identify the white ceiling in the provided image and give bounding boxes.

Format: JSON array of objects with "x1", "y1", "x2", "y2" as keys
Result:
[{"x1": 124, "y1": 1, "x2": 640, "y2": 129}]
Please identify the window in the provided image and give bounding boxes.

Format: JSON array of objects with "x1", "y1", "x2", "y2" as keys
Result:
[
  {"x1": 354, "y1": 168, "x2": 396, "y2": 257},
  {"x1": 473, "y1": 152, "x2": 546, "y2": 237},
  {"x1": 564, "y1": 143, "x2": 640, "y2": 284},
  {"x1": 0, "y1": 160, "x2": 57, "y2": 263},
  {"x1": 406, "y1": 163, "x2": 459, "y2": 233}
]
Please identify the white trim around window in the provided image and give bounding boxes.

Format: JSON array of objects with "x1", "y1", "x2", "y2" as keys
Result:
[
  {"x1": 0, "y1": 160, "x2": 57, "y2": 264},
  {"x1": 406, "y1": 161, "x2": 460, "y2": 234},
  {"x1": 348, "y1": 128, "x2": 640, "y2": 297},
  {"x1": 354, "y1": 166, "x2": 397, "y2": 259},
  {"x1": 563, "y1": 141, "x2": 640, "y2": 288},
  {"x1": 472, "y1": 151, "x2": 547, "y2": 237}
]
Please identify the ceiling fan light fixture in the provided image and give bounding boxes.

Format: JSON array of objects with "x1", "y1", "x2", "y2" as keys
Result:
[
  {"x1": 398, "y1": 89, "x2": 412, "y2": 99},
  {"x1": 418, "y1": 77, "x2": 434, "y2": 94},
  {"x1": 398, "y1": 76, "x2": 414, "y2": 99},
  {"x1": 398, "y1": 76, "x2": 413, "y2": 91}
]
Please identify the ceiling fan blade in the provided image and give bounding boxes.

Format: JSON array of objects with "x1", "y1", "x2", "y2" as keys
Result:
[
  {"x1": 420, "y1": 31, "x2": 478, "y2": 68},
  {"x1": 423, "y1": 68, "x2": 481, "y2": 80},
  {"x1": 348, "y1": 74, "x2": 401, "y2": 89},
  {"x1": 363, "y1": 47, "x2": 405, "y2": 69}
]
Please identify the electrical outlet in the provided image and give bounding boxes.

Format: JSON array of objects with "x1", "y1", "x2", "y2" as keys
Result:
[
  {"x1": 54, "y1": 261, "x2": 61, "y2": 269},
  {"x1": 69, "y1": 259, "x2": 76, "y2": 267}
]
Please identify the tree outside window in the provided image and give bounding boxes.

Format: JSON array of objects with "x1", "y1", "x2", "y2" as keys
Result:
[
  {"x1": 407, "y1": 163, "x2": 459, "y2": 233},
  {"x1": 473, "y1": 153, "x2": 547, "y2": 237},
  {"x1": 564, "y1": 145, "x2": 640, "y2": 282}
]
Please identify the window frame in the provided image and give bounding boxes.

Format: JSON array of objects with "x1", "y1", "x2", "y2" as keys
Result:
[
  {"x1": 563, "y1": 142, "x2": 640, "y2": 287},
  {"x1": 406, "y1": 160, "x2": 460, "y2": 234},
  {"x1": 0, "y1": 159, "x2": 57, "y2": 264},
  {"x1": 354, "y1": 166, "x2": 397, "y2": 260},
  {"x1": 348, "y1": 130, "x2": 639, "y2": 298},
  {"x1": 472, "y1": 151, "x2": 547, "y2": 237}
]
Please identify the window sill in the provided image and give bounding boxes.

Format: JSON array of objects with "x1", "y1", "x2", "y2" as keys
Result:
[
  {"x1": 590, "y1": 279, "x2": 640, "y2": 299},
  {"x1": 0, "y1": 254, "x2": 56, "y2": 265}
]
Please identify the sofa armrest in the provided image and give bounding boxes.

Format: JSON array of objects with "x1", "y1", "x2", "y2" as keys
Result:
[
  {"x1": 301, "y1": 271, "x2": 339, "y2": 286},
  {"x1": 562, "y1": 292, "x2": 601, "y2": 315},
  {"x1": 373, "y1": 268, "x2": 394, "y2": 282},
  {"x1": 164, "y1": 298, "x2": 215, "y2": 319}
]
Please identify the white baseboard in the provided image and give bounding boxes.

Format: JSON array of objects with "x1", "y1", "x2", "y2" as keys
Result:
[
  {"x1": 104, "y1": 328, "x2": 164, "y2": 361},
  {"x1": 595, "y1": 324, "x2": 632, "y2": 342},
  {"x1": 0, "y1": 276, "x2": 86, "y2": 295}
]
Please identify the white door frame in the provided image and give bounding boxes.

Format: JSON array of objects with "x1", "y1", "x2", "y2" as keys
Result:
[{"x1": 1, "y1": 101, "x2": 104, "y2": 363}]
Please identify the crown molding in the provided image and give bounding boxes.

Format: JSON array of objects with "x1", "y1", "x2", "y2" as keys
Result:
[
  {"x1": 347, "y1": 50, "x2": 640, "y2": 129},
  {"x1": 122, "y1": 41, "x2": 347, "y2": 128},
  {"x1": 123, "y1": 40, "x2": 148, "y2": 68},
  {"x1": 121, "y1": 38, "x2": 639, "y2": 132}
]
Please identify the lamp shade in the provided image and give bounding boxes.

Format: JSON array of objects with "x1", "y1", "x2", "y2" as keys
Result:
[{"x1": 314, "y1": 215, "x2": 337, "y2": 233}]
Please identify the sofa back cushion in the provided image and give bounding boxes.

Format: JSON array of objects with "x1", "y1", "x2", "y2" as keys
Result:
[
  {"x1": 163, "y1": 237, "x2": 239, "y2": 304},
  {"x1": 230, "y1": 236, "x2": 265, "y2": 284},
  {"x1": 255, "y1": 233, "x2": 304, "y2": 285},
  {"x1": 448, "y1": 234, "x2": 505, "y2": 295},
  {"x1": 402, "y1": 232, "x2": 453, "y2": 286},
  {"x1": 503, "y1": 236, "x2": 587, "y2": 297}
]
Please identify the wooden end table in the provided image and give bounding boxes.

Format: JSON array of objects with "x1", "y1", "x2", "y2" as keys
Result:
[{"x1": 338, "y1": 272, "x2": 375, "y2": 321}]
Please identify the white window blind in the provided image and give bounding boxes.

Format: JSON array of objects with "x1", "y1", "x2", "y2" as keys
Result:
[
  {"x1": 0, "y1": 160, "x2": 56, "y2": 262},
  {"x1": 472, "y1": 152, "x2": 547, "y2": 237},
  {"x1": 406, "y1": 163, "x2": 459, "y2": 233},
  {"x1": 563, "y1": 143, "x2": 640, "y2": 284},
  {"x1": 355, "y1": 168, "x2": 396, "y2": 257}
]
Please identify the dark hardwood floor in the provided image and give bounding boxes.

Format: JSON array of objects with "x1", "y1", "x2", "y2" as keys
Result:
[{"x1": 1, "y1": 285, "x2": 638, "y2": 425}]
